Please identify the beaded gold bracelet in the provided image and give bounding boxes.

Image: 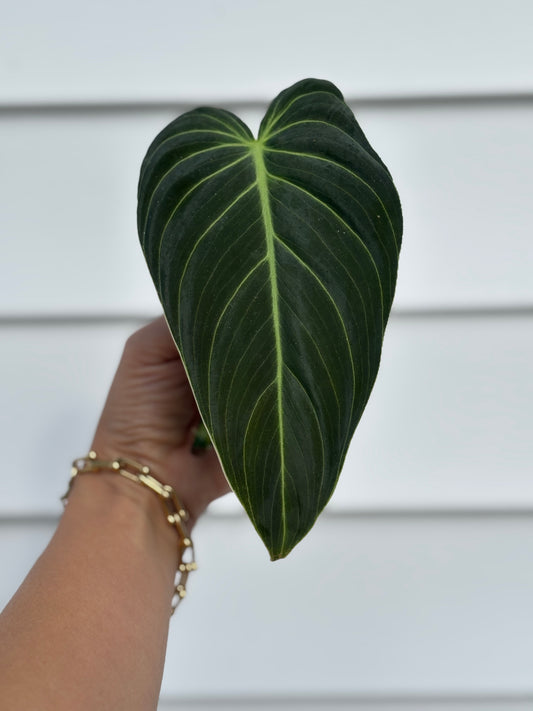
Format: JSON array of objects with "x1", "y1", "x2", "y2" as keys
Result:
[{"x1": 61, "y1": 450, "x2": 197, "y2": 615}]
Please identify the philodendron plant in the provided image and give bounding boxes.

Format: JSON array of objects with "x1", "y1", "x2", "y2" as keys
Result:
[{"x1": 137, "y1": 78, "x2": 402, "y2": 560}]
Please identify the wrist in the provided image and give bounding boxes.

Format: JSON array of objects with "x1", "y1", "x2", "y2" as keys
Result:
[
  {"x1": 64, "y1": 472, "x2": 178, "y2": 572},
  {"x1": 90, "y1": 434, "x2": 166, "y2": 482},
  {"x1": 62, "y1": 452, "x2": 197, "y2": 612},
  {"x1": 89, "y1": 437, "x2": 201, "y2": 529}
]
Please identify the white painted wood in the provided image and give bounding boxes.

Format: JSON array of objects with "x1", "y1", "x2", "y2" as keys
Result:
[
  {"x1": 0, "y1": 111, "x2": 164, "y2": 316},
  {"x1": 331, "y1": 312, "x2": 533, "y2": 512},
  {"x1": 3, "y1": 514, "x2": 533, "y2": 696},
  {"x1": 150, "y1": 514, "x2": 533, "y2": 696},
  {"x1": 1, "y1": 0, "x2": 532, "y2": 103},
  {"x1": 1, "y1": 315, "x2": 531, "y2": 514},
  {"x1": 1, "y1": 102, "x2": 533, "y2": 314},
  {"x1": 366, "y1": 101, "x2": 533, "y2": 309},
  {"x1": 0, "y1": 321, "x2": 138, "y2": 512}
]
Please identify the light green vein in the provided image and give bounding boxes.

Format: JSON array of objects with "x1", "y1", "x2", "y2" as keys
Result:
[
  {"x1": 196, "y1": 111, "x2": 253, "y2": 139},
  {"x1": 175, "y1": 182, "x2": 256, "y2": 342},
  {"x1": 223, "y1": 341, "x2": 275, "y2": 461},
  {"x1": 271, "y1": 193, "x2": 370, "y2": 437},
  {"x1": 265, "y1": 147, "x2": 399, "y2": 256},
  {"x1": 218, "y1": 289, "x2": 272, "y2": 533},
  {"x1": 254, "y1": 399, "x2": 279, "y2": 531},
  {"x1": 190, "y1": 215, "x2": 262, "y2": 359},
  {"x1": 284, "y1": 363, "x2": 324, "y2": 516},
  {"x1": 278, "y1": 292, "x2": 341, "y2": 423},
  {"x1": 149, "y1": 127, "x2": 242, "y2": 155},
  {"x1": 142, "y1": 131, "x2": 245, "y2": 187},
  {"x1": 271, "y1": 190, "x2": 370, "y2": 349},
  {"x1": 265, "y1": 118, "x2": 353, "y2": 144},
  {"x1": 270, "y1": 173, "x2": 385, "y2": 335},
  {"x1": 274, "y1": 235, "x2": 357, "y2": 438},
  {"x1": 250, "y1": 139, "x2": 287, "y2": 551},
  {"x1": 261, "y1": 90, "x2": 335, "y2": 138},
  {"x1": 145, "y1": 151, "x2": 247, "y2": 253},
  {"x1": 242, "y1": 379, "x2": 277, "y2": 530},
  {"x1": 206, "y1": 262, "x2": 268, "y2": 426}
]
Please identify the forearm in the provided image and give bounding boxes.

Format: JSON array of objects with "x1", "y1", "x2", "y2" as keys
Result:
[{"x1": 0, "y1": 474, "x2": 178, "y2": 711}]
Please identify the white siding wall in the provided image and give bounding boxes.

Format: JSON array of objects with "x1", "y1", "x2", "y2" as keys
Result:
[{"x1": 1, "y1": 2, "x2": 532, "y2": 708}]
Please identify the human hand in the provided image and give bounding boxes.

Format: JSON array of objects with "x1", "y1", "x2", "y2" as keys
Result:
[{"x1": 91, "y1": 316, "x2": 230, "y2": 527}]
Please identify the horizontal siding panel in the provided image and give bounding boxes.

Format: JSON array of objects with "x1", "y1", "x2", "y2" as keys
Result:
[
  {"x1": 3, "y1": 514, "x2": 533, "y2": 696},
  {"x1": 1, "y1": 315, "x2": 531, "y2": 514},
  {"x1": 1, "y1": 0, "x2": 532, "y2": 103},
  {"x1": 157, "y1": 698, "x2": 533, "y2": 711},
  {"x1": 1, "y1": 101, "x2": 533, "y2": 314},
  {"x1": 0, "y1": 321, "x2": 137, "y2": 513},
  {"x1": 331, "y1": 311, "x2": 533, "y2": 512},
  {"x1": 0, "y1": 111, "x2": 164, "y2": 316}
]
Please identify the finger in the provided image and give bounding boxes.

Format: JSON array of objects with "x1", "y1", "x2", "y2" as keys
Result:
[{"x1": 126, "y1": 316, "x2": 181, "y2": 366}]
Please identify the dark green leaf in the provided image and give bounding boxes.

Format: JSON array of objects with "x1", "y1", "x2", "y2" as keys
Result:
[{"x1": 138, "y1": 78, "x2": 402, "y2": 559}]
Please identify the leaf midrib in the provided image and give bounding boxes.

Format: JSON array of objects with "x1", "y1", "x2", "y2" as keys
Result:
[{"x1": 250, "y1": 139, "x2": 287, "y2": 551}]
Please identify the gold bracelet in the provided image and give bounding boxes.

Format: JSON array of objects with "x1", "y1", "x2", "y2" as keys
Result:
[{"x1": 61, "y1": 450, "x2": 197, "y2": 616}]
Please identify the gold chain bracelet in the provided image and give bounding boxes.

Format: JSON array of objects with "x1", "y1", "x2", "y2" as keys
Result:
[{"x1": 61, "y1": 450, "x2": 197, "y2": 615}]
